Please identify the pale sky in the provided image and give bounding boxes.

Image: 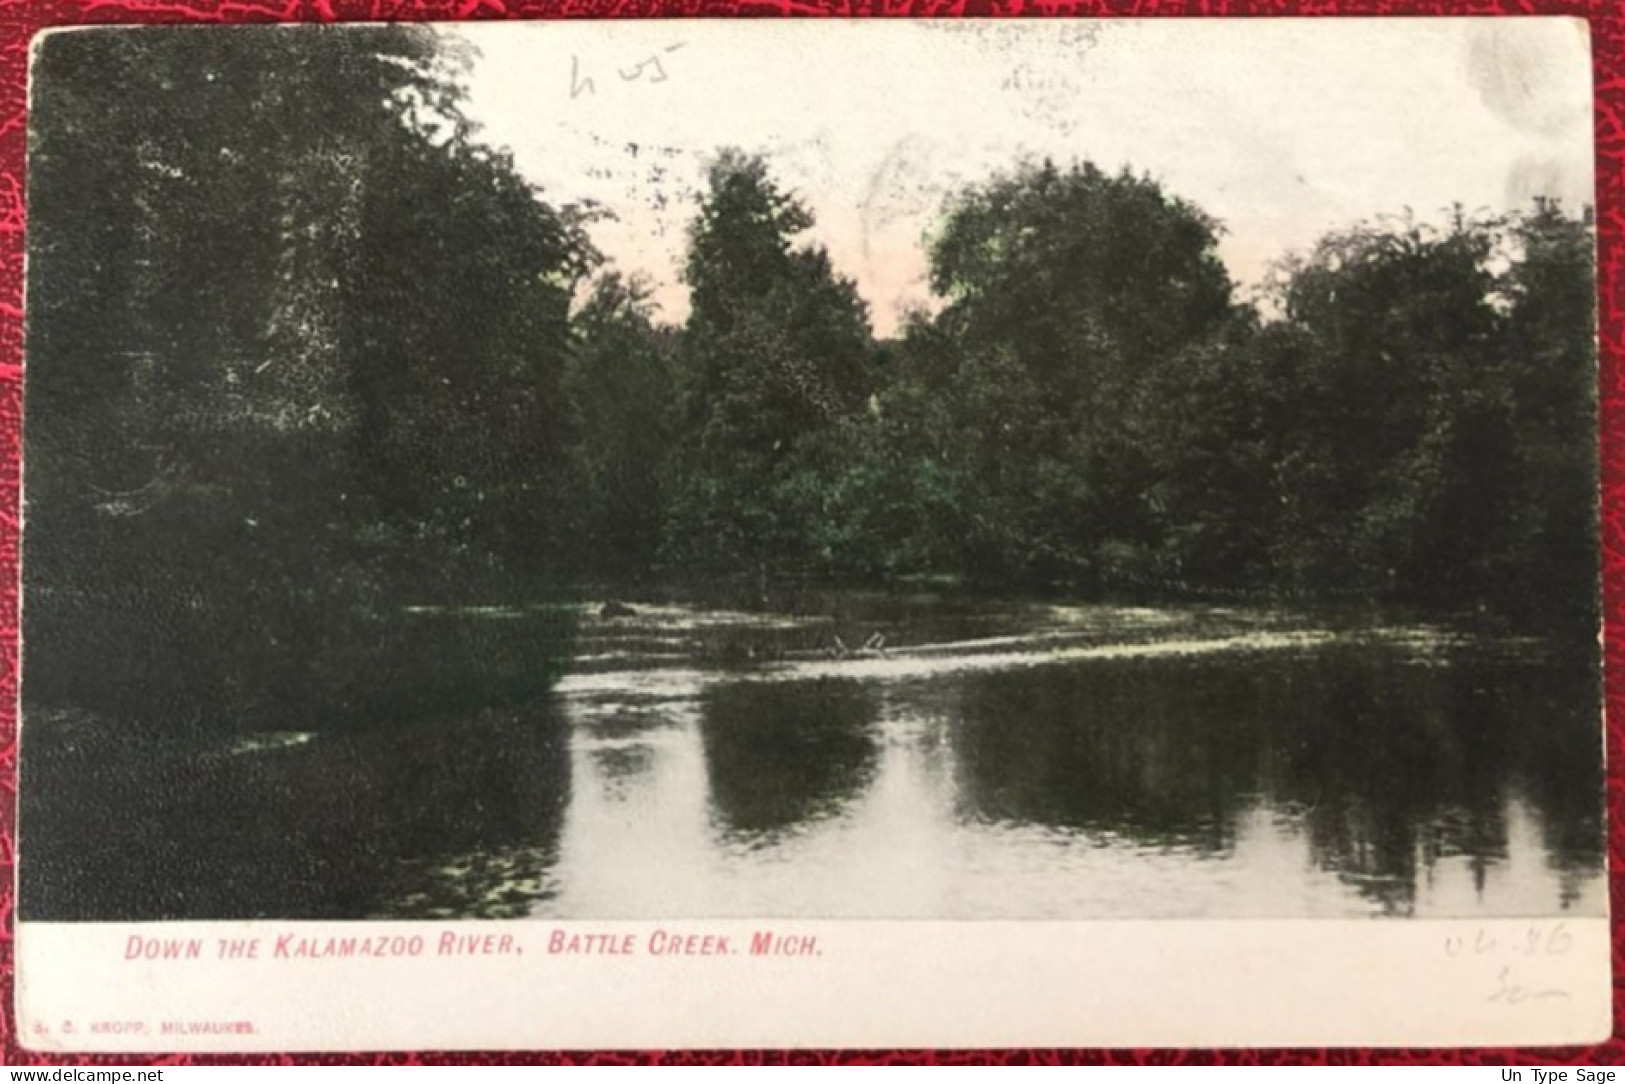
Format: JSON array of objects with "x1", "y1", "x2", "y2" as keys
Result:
[{"x1": 453, "y1": 19, "x2": 1593, "y2": 336}]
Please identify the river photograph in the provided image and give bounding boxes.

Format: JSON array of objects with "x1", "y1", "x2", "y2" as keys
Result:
[{"x1": 17, "y1": 20, "x2": 1604, "y2": 927}]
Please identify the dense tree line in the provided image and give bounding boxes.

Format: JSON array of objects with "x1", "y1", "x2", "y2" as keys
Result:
[
  {"x1": 24, "y1": 27, "x2": 1597, "y2": 739},
  {"x1": 605, "y1": 156, "x2": 1596, "y2": 633},
  {"x1": 25, "y1": 27, "x2": 590, "y2": 734}
]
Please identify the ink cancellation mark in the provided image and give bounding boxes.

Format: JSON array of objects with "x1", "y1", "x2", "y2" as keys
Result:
[
  {"x1": 569, "y1": 43, "x2": 686, "y2": 101},
  {"x1": 1442, "y1": 924, "x2": 1576, "y2": 1008}
]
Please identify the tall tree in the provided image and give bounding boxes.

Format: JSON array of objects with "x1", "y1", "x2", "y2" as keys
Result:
[
  {"x1": 901, "y1": 160, "x2": 1238, "y2": 584},
  {"x1": 25, "y1": 26, "x2": 593, "y2": 732},
  {"x1": 340, "y1": 80, "x2": 596, "y2": 588},
  {"x1": 666, "y1": 150, "x2": 877, "y2": 574},
  {"x1": 566, "y1": 272, "x2": 680, "y2": 579},
  {"x1": 1259, "y1": 212, "x2": 1518, "y2": 604},
  {"x1": 1495, "y1": 201, "x2": 1598, "y2": 626},
  {"x1": 1160, "y1": 202, "x2": 1597, "y2": 627}
]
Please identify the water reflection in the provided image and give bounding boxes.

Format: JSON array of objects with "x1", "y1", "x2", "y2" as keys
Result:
[
  {"x1": 21, "y1": 703, "x2": 571, "y2": 921},
  {"x1": 591, "y1": 742, "x2": 658, "y2": 796},
  {"x1": 952, "y1": 661, "x2": 1256, "y2": 852},
  {"x1": 945, "y1": 647, "x2": 1604, "y2": 917},
  {"x1": 25, "y1": 599, "x2": 1601, "y2": 922},
  {"x1": 1288, "y1": 652, "x2": 1603, "y2": 915},
  {"x1": 538, "y1": 603, "x2": 1603, "y2": 920},
  {"x1": 699, "y1": 679, "x2": 880, "y2": 838}
]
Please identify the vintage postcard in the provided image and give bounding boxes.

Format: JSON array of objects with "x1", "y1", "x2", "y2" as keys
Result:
[{"x1": 14, "y1": 18, "x2": 1609, "y2": 1051}]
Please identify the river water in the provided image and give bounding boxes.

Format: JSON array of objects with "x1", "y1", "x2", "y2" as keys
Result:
[
  {"x1": 390, "y1": 594, "x2": 1605, "y2": 922},
  {"x1": 21, "y1": 593, "x2": 1605, "y2": 922}
]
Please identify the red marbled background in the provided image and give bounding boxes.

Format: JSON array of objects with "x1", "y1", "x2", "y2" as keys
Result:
[{"x1": 0, "y1": 0, "x2": 1620, "y2": 1067}]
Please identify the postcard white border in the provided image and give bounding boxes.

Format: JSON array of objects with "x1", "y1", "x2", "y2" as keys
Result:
[{"x1": 14, "y1": 917, "x2": 1611, "y2": 1052}]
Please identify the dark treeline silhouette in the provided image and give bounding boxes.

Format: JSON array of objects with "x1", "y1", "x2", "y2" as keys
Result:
[
  {"x1": 611, "y1": 154, "x2": 1597, "y2": 636},
  {"x1": 24, "y1": 27, "x2": 1597, "y2": 747},
  {"x1": 25, "y1": 27, "x2": 588, "y2": 739}
]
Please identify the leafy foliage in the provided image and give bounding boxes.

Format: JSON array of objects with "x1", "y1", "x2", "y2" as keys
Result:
[
  {"x1": 566, "y1": 273, "x2": 680, "y2": 578},
  {"x1": 886, "y1": 161, "x2": 1242, "y2": 584},
  {"x1": 1150, "y1": 206, "x2": 1597, "y2": 622},
  {"x1": 25, "y1": 27, "x2": 590, "y2": 733},
  {"x1": 664, "y1": 150, "x2": 879, "y2": 574},
  {"x1": 25, "y1": 32, "x2": 1600, "y2": 748}
]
